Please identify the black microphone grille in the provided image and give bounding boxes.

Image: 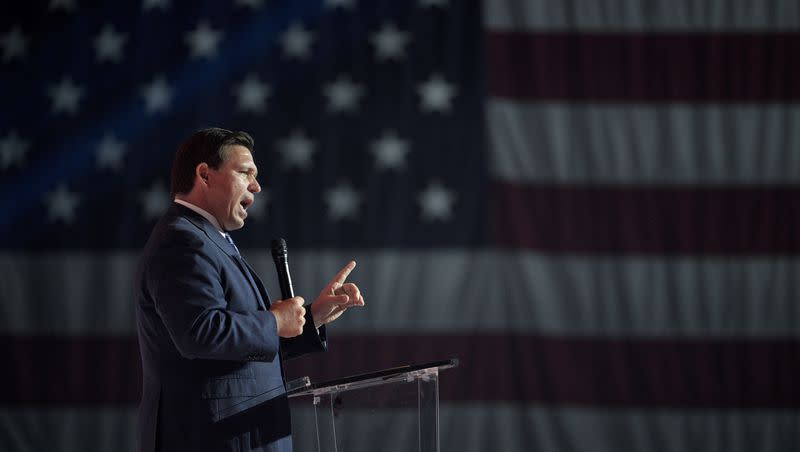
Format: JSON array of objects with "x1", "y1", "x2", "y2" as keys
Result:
[{"x1": 271, "y1": 238, "x2": 287, "y2": 258}]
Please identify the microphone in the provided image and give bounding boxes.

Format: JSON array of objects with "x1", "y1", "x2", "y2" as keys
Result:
[{"x1": 271, "y1": 238, "x2": 294, "y2": 300}]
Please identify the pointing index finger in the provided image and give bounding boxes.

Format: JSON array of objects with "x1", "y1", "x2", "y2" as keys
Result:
[{"x1": 329, "y1": 260, "x2": 356, "y2": 287}]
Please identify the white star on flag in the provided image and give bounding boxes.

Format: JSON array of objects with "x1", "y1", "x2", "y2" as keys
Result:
[
  {"x1": 325, "y1": 0, "x2": 355, "y2": 9},
  {"x1": 0, "y1": 131, "x2": 29, "y2": 169},
  {"x1": 325, "y1": 181, "x2": 362, "y2": 221},
  {"x1": 280, "y1": 23, "x2": 314, "y2": 60},
  {"x1": 185, "y1": 22, "x2": 223, "y2": 60},
  {"x1": 417, "y1": 180, "x2": 456, "y2": 222},
  {"x1": 142, "y1": 0, "x2": 170, "y2": 10},
  {"x1": 371, "y1": 23, "x2": 411, "y2": 61},
  {"x1": 93, "y1": 24, "x2": 127, "y2": 63},
  {"x1": 139, "y1": 180, "x2": 170, "y2": 220},
  {"x1": 277, "y1": 130, "x2": 316, "y2": 171},
  {"x1": 95, "y1": 133, "x2": 127, "y2": 171},
  {"x1": 1, "y1": 26, "x2": 28, "y2": 62},
  {"x1": 324, "y1": 74, "x2": 364, "y2": 113},
  {"x1": 47, "y1": 76, "x2": 84, "y2": 115},
  {"x1": 49, "y1": 0, "x2": 76, "y2": 12},
  {"x1": 417, "y1": 73, "x2": 456, "y2": 113},
  {"x1": 370, "y1": 130, "x2": 410, "y2": 171},
  {"x1": 419, "y1": 0, "x2": 448, "y2": 7},
  {"x1": 233, "y1": 74, "x2": 270, "y2": 114},
  {"x1": 46, "y1": 184, "x2": 80, "y2": 224},
  {"x1": 141, "y1": 75, "x2": 172, "y2": 113},
  {"x1": 235, "y1": 0, "x2": 263, "y2": 9}
]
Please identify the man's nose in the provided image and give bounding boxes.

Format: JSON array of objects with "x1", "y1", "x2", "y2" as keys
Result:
[{"x1": 250, "y1": 179, "x2": 261, "y2": 193}]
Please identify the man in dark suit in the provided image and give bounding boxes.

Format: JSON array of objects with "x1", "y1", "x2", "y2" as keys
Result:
[{"x1": 135, "y1": 128, "x2": 364, "y2": 452}]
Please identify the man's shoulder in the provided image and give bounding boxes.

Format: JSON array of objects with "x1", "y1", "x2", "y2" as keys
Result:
[
  {"x1": 134, "y1": 211, "x2": 223, "y2": 303},
  {"x1": 136, "y1": 214, "x2": 220, "y2": 282},
  {"x1": 141, "y1": 209, "x2": 213, "y2": 258}
]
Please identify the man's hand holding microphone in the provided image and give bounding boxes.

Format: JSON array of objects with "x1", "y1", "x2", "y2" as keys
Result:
[
  {"x1": 270, "y1": 238, "x2": 364, "y2": 338},
  {"x1": 270, "y1": 296, "x2": 307, "y2": 338}
]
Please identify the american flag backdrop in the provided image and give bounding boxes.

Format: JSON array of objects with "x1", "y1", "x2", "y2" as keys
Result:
[{"x1": 2, "y1": 0, "x2": 800, "y2": 451}]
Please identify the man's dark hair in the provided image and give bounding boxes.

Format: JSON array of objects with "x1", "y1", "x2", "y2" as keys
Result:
[{"x1": 170, "y1": 128, "x2": 254, "y2": 198}]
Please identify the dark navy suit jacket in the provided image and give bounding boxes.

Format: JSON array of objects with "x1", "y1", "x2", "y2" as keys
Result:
[{"x1": 135, "y1": 203, "x2": 326, "y2": 452}]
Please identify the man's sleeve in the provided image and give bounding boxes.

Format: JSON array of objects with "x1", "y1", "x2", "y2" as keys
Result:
[{"x1": 280, "y1": 310, "x2": 327, "y2": 360}]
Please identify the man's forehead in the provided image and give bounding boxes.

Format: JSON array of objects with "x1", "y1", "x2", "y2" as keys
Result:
[{"x1": 224, "y1": 145, "x2": 255, "y2": 163}]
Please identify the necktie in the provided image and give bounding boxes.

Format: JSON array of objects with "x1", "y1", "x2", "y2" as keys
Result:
[
  {"x1": 223, "y1": 232, "x2": 240, "y2": 256},
  {"x1": 223, "y1": 232, "x2": 267, "y2": 309}
]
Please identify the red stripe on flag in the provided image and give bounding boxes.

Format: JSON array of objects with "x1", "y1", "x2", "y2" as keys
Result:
[
  {"x1": 3, "y1": 335, "x2": 141, "y2": 405},
  {"x1": 289, "y1": 335, "x2": 800, "y2": 408},
  {"x1": 490, "y1": 181, "x2": 800, "y2": 254},
  {"x1": 3, "y1": 334, "x2": 799, "y2": 408},
  {"x1": 486, "y1": 31, "x2": 800, "y2": 101}
]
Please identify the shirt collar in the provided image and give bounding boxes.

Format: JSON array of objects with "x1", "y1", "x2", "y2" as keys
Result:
[{"x1": 174, "y1": 199, "x2": 226, "y2": 236}]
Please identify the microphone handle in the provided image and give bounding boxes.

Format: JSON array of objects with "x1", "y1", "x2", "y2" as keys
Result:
[{"x1": 276, "y1": 255, "x2": 294, "y2": 299}]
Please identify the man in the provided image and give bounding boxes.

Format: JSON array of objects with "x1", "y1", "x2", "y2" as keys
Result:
[{"x1": 135, "y1": 128, "x2": 364, "y2": 452}]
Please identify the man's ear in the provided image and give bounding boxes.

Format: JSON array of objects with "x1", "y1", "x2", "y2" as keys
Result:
[{"x1": 196, "y1": 163, "x2": 210, "y2": 185}]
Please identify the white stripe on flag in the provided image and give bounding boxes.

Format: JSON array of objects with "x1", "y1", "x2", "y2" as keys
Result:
[
  {"x1": 438, "y1": 404, "x2": 800, "y2": 452},
  {"x1": 485, "y1": 0, "x2": 800, "y2": 31},
  {"x1": 0, "y1": 408, "x2": 136, "y2": 452},
  {"x1": 3, "y1": 251, "x2": 799, "y2": 337},
  {"x1": 5, "y1": 404, "x2": 796, "y2": 452},
  {"x1": 487, "y1": 100, "x2": 800, "y2": 184},
  {"x1": 0, "y1": 252, "x2": 136, "y2": 335}
]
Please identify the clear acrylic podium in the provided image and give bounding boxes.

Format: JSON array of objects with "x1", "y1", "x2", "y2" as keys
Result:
[{"x1": 287, "y1": 359, "x2": 458, "y2": 452}]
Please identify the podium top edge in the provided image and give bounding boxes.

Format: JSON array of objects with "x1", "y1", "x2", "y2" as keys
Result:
[{"x1": 287, "y1": 358, "x2": 459, "y2": 397}]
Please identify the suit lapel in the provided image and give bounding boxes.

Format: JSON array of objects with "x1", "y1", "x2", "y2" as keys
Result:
[
  {"x1": 241, "y1": 258, "x2": 271, "y2": 305},
  {"x1": 170, "y1": 203, "x2": 269, "y2": 311},
  {"x1": 233, "y1": 254, "x2": 268, "y2": 310}
]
